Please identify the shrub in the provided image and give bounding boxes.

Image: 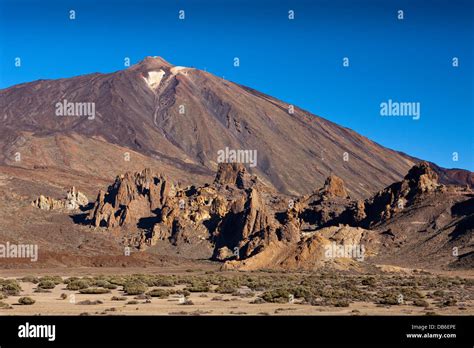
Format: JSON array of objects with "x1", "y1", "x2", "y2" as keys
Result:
[
  {"x1": 413, "y1": 299, "x2": 429, "y2": 307},
  {"x1": 1, "y1": 280, "x2": 22, "y2": 296},
  {"x1": 150, "y1": 276, "x2": 175, "y2": 287},
  {"x1": 38, "y1": 280, "x2": 56, "y2": 290},
  {"x1": 214, "y1": 283, "x2": 237, "y2": 294},
  {"x1": 175, "y1": 289, "x2": 191, "y2": 297},
  {"x1": 331, "y1": 299, "x2": 350, "y2": 307},
  {"x1": 63, "y1": 277, "x2": 79, "y2": 284},
  {"x1": 261, "y1": 288, "x2": 293, "y2": 303},
  {"x1": 92, "y1": 279, "x2": 118, "y2": 289},
  {"x1": 34, "y1": 288, "x2": 51, "y2": 293},
  {"x1": 399, "y1": 287, "x2": 424, "y2": 301},
  {"x1": 443, "y1": 298, "x2": 457, "y2": 307},
  {"x1": 184, "y1": 284, "x2": 210, "y2": 293},
  {"x1": 111, "y1": 296, "x2": 127, "y2": 301},
  {"x1": 66, "y1": 279, "x2": 91, "y2": 291},
  {"x1": 250, "y1": 297, "x2": 265, "y2": 304},
  {"x1": 362, "y1": 277, "x2": 376, "y2": 287},
  {"x1": 19, "y1": 276, "x2": 39, "y2": 284},
  {"x1": 103, "y1": 283, "x2": 118, "y2": 290},
  {"x1": 18, "y1": 297, "x2": 35, "y2": 305},
  {"x1": 147, "y1": 289, "x2": 170, "y2": 298},
  {"x1": 123, "y1": 281, "x2": 148, "y2": 295},
  {"x1": 378, "y1": 294, "x2": 400, "y2": 305},
  {"x1": 77, "y1": 300, "x2": 103, "y2": 305},
  {"x1": 79, "y1": 288, "x2": 110, "y2": 294},
  {"x1": 39, "y1": 276, "x2": 63, "y2": 285},
  {"x1": 0, "y1": 301, "x2": 12, "y2": 309},
  {"x1": 93, "y1": 279, "x2": 109, "y2": 288},
  {"x1": 134, "y1": 294, "x2": 151, "y2": 300}
]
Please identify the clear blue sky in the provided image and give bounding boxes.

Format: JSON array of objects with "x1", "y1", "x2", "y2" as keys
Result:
[{"x1": 1, "y1": 0, "x2": 473, "y2": 170}]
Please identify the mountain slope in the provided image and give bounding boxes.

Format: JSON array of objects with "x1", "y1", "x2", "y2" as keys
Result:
[{"x1": 0, "y1": 56, "x2": 471, "y2": 198}]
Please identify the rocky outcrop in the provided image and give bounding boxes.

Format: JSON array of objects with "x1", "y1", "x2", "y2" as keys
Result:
[
  {"x1": 32, "y1": 187, "x2": 88, "y2": 211},
  {"x1": 32, "y1": 195, "x2": 65, "y2": 211},
  {"x1": 213, "y1": 163, "x2": 257, "y2": 189},
  {"x1": 65, "y1": 187, "x2": 89, "y2": 210},
  {"x1": 319, "y1": 174, "x2": 349, "y2": 199},
  {"x1": 213, "y1": 187, "x2": 279, "y2": 260},
  {"x1": 282, "y1": 174, "x2": 352, "y2": 232},
  {"x1": 81, "y1": 161, "x2": 472, "y2": 271},
  {"x1": 223, "y1": 224, "x2": 376, "y2": 271},
  {"x1": 346, "y1": 161, "x2": 443, "y2": 228},
  {"x1": 88, "y1": 169, "x2": 175, "y2": 228}
]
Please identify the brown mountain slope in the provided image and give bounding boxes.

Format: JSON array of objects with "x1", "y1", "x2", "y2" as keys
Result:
[{"x1": 3, "y1": 56, "x2": 470, "y2": 199}]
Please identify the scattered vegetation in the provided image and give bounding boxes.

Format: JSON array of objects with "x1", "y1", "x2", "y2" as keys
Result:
[{"x1": 3, "y1": 271, "x2": 470, "y2": 313}]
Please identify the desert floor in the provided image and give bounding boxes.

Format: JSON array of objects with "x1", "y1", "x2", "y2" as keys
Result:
[{"x1": 0, "y1": 266, "x2": 472, "y2": 316}]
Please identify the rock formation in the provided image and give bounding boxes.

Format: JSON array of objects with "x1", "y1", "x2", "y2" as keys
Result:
[
  {"x1": 82, "y1": 161, "x2": 473, "y2": 270},
  {"x1": 88, "y1": 168, "x2": 175, "y2": 228},
  {"x1": 342, "y1": 161, "x2": 443, "y2": 228},
  {"x1": 319, "y1": 174, "x2": 350, "y2": 199},
  {"x1": 32, "y1": 187, "x2": 88, "y2": 211}
]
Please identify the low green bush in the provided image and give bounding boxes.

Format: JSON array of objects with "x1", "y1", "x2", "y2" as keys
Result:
[
  {"x1": 123, "y1": 281, "x2": 148, "y2": 295},
  {"x1": 66, "y1": 279, "x2": 91, "y2": 291},
  {"x1": 38, "y1": 280, "x2": 56, "y2": 290},
  {"x1": 79, "y1": 288, "x2": 110, "y2": 294},
  {"x1": 18, "y1": 297, "x2": 35, "y2": 305},
  {"x1": 147, "y1": 289, "x2": 170, "y2": 298}
]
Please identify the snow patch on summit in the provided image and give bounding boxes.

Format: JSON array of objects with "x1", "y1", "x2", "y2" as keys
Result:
[
  {"x1": 171, "y1": 66, "x2": 190, "y2": 75},
  {"x1": 143, "y1": 70, "x2": 165, "y2": 89}
]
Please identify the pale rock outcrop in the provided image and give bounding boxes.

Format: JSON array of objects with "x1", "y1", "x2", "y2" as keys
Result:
[{"x1": 32, "y1": 186, "x2": 88, "y2": 211}]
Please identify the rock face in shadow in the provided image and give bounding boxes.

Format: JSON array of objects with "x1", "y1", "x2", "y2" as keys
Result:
[{"x1": 212, "y1": 187, "x2": 279, "y2": 260}]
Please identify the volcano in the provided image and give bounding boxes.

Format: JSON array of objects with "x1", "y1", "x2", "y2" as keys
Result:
[{"x1": 0, "y1": 56, "x2": 471, "y2": 199}]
